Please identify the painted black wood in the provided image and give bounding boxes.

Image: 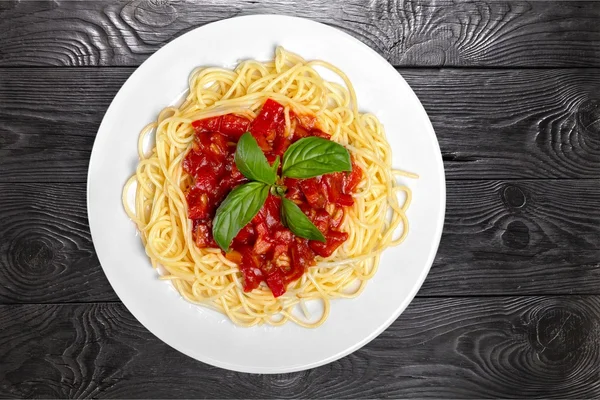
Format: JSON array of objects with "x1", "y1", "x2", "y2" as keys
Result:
[
  {"x1": 1, "y1": 0, "x2": 599, "y2": 398},
  {"x1": 0, "y1": 298, "x2": 599, "y2": 398},
  {"x1": 0, "y1": 0, "x2": 599, "y2": 67},
  {"x1": 1, "y1": 68, "x2": 599, "y2": 182}
]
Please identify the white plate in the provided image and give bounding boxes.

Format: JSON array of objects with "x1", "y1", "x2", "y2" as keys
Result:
[{"x1": 88, "y1": 15, "x2": 445, "y2": 373}]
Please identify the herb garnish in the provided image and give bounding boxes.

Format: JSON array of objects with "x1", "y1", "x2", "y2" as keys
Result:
[{"x1": 212, "y1": 132, "x2": 352, "y2": 251}]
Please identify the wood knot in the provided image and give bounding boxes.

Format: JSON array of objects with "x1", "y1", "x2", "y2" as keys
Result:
[
  {"x1": 501, "y1": 221, "x2": 530, "y2": 249},
  {"x1": 13, "y1": 237, "x2": 55, "y2": 273},
  {"x1": 0, "y1": 130, "x2": 18, "y2": 149},
  {"x1": 577, "y1": 98, "x2": 600, "y2": 137},
  {"x1": 265, "y1": 371, "x2": 310, "y2": 390},
  {"x1": 502, "y1": 185, "x2": 526, "y2": 209},
  {"x1": 134, "y1": 0, "x2": 178, "y2": 27},
  {"x1": 527, "y1": 301, "x2": 593, "y2": 362}
]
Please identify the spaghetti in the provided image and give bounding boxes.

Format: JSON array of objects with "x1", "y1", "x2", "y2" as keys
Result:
[{"x1": 123, "y1": 47, "x2": 414, "y2": 327}]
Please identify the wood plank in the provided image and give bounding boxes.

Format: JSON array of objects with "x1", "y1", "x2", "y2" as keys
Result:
[
  {"x1": 0, "y1": 183, "x2": 117, "y2": 303},
  {"x1": 422, "y1": 179, "x2": 600, "y2": 295},
  {"x1": 1, "y1": 68, "x2": 599, "y2": 182},
  {"x1": 1, "y1": 180, "x2": 598, "y2": 304},
  {"x1": 0, "y1": 297, "x2": 598, "y2": 398},
  {"x1": 0, "y1": 0, "x2": 599, "y2": 67}
]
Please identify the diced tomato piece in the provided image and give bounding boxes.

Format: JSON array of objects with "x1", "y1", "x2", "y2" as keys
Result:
[
  {"x1": 238, "y1": 246, "x2": 263, "y2": 292},
  {"x1": 312, "y1": 209, "x2": 331, "y2": 235},
  {"x1": 254, "y1": 194, "x2": 281, "y2": 229},
  {"x1": 322, "y1": 172, "x2": 344, "y2": 203},
  {"x1": 192, "y1": 116, "x2": 222, "y2": 134},
  {"x1": 193, "y1": 171, "x2": 218, "y2": 193},
  {"x1": 182, "y1": 150, "x2": 206, "y2": 177},
  {"x1": 309, "y1": 231, "x2": 349, "y2": 257},
  {"x1": 209, "y1": 133, "x2": 229, "y2": 157},
  {"x1": 220, "y1": 114, "x2": 251, "y2": 139},
  {"x1": 253, "y1": 235, "x2": 272, "y2": 255},
  {"x1": 292, "y1": 124, "x2": 311, "y2": 140},
  {"x1": 233, "y1": 223, "x2": 255, "y2": 246},
  {"x1": 254, "y1": 222, "x2": 269, "y2": 238},
  {"x1": 193, "y1": 220, "x2": 217, "y2": 248},
  {"x1": 250, "y1": 99, "x2": 285, "y2": 142},
  {"x1": 222, "y1": 154, "x2": 246, "y2": 187},
  {"x1": 274, "y1": 229, "x2": 293, "y2": 243},
  {"x1": 330, "y1": 207, "x2": 344, "y2": 229},
  {"x1": 300, "y1": 178, "x2": 326, "y2": 209},
  {"x1": 344, "y1": 161, "x2": 363, "y2": 193},
  {"x1": 335, "y1": 193, "x2": 354, "y2": 207},
  {"x1": 288, "y1": 239, "x2": 314, "y2": 283},
  {"x1": 284, "y1": 177, "x2": 303, "y2": 202},
  {"x1": 186, "y1": 186, "x2": 209, "y2": 220},
  {"x1": 272, "y1": 134, "x2": 291, "y2": 156},
  {"x1": 265, "y1": 271, "x2": 286, "y2": 297}
]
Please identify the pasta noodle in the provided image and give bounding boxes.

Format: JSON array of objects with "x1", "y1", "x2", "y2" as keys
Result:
[{"x1": 122, "y1": 47, "x2": 414, "y2": 328}]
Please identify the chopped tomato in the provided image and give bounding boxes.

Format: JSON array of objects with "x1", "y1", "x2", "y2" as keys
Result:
[
  {"x1": 335, "y1": 194, "x2": 354, "y2": 207},
  {"x1": 272, "y1": 134, "x2": 291, "y2": 156},
  {"x1": 265, "y1": 271, "x2": 286, "y2": 297},
  {"x1": 184, "y1": 99, "x2": 362, "y2": 297},
  {"x1": 193, "y1": 220, "x2": 217, "y2": 248},
  {"x1": 192, "y1": 116, "x2": 221, "y2": 134},
  {"x1": 250, "y1": 99, "x2": 285, "y2": 145},
  {"x1": 238, "y1": 246, "x2": 263, "y2": 292},
  {"x1": 186, "y1": 186, "x2": 210, "y2": 220},
  {"x1": 310, "y1": 231, "x2": 349, "y2": 257},
  {"x1": 300, "y1": 178, "x2": 326, "y2": 209},
  {"x1": 233, "y1": 223, "x2": 255, "y2": 246},
  {"x1": 344, "y1": 161, "x2": 363, "y2": 193},
  {"x1": 220, "y1": 114, "x2": 251, "y2": 139},
  {"x1": 323, "y1": 172, "x2": 344, "y2": 203}
]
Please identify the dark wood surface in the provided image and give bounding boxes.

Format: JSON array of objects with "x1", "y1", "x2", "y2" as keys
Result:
[{"x1": 1, "y1": 0, "x2": 599, "y2": 398}]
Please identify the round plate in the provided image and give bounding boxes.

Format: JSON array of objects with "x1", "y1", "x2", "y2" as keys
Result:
[{"x1": 88, "y1": 15, "x2": 445, "y2": 373}]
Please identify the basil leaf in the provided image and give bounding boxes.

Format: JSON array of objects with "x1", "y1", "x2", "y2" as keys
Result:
[
  {"x1": 280, "y1": 198, "x2": 326, "y2": 242},
  {"x1": 282, "y1": 137, "x2": 352, "y2": 179},
  {"x1": 213, "y1": 182, "x2": 269, "y2": 251},
  {"x1": 271, "y1": 155, "x2": 280, "y2": 175},
  {"x1": 235, "y1": 132, "x2": 277, "y2": 185}
]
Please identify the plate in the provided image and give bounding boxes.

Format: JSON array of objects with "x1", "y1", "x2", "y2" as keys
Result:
[{"x1": 88, "y1": 15, "x2": 445, "y2": 373}]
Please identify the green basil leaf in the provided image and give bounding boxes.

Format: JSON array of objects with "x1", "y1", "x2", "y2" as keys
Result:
[
  {"x1": 213, "y1": 182, "x2": 269, "y2": 251},
  {"x1": 235, "y1": 132, "x2": 277, "y2": 185},
  {"x1": 271, "y1": 155, "x2": 281, "y2": 175},
  {"x1": 280, "y1": 198, "x2": 326, "y2": 242},
  {"x1": 282, "y1": 137, "x2": 352, "y2": 179}
]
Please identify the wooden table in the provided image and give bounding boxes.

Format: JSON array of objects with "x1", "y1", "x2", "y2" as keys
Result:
[{"x1": 1, "y1": 1, "x2": 599, "y2": 398}]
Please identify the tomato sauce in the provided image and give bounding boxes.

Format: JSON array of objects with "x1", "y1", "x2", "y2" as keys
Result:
[{"x1": 182, "y1": 99, "x2": 363, "y2": 297}]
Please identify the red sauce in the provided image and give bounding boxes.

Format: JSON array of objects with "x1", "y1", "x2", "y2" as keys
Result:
[{"x1": 183, "y1": 99, "x2": 363, "y2": 297}]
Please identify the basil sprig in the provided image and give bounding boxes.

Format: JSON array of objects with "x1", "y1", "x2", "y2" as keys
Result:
[{"x1": 212, "y1": 132, "x2": 351, "y2": 251}]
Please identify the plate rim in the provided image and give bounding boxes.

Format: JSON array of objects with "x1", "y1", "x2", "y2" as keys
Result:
[{"x1": 87, "y1": 14, "x2": 446, "y2": 373}]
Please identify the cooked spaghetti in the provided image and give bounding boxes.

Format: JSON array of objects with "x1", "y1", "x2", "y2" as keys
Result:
[{"x1": 123, "y1": 47, "x2": 414, "y2": 328}]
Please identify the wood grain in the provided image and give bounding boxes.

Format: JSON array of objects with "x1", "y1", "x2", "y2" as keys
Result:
[
  {"x1": 1, "y1": 68, "x2": 599, "y2": 182},
  {"x1": 1, "y1": 179, "x2": 598, "y2": 304},
  {"x1": 1, "y1": 0, "x2": 599, "y2": 67},
  {"x1": 425, "y1": 179, "x2": 600, "y2": 295},
  {"x1": 0, "y1": 297, "x2": 598, "y2": 398},
  {"x1": 0, "y1": 183, "x2": 117, "y2": 303}
]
